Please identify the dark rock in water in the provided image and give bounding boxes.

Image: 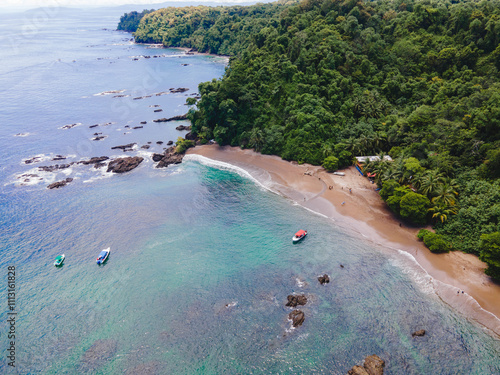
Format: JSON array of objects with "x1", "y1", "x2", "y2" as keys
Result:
[
  {"x1": 154, "y1": 109, "x2": 163, "y2": 112},
  {"x1": 39, "y1": 164, "x2": 71, "y2": 172},
  {"x1": 94, "y1": 162, "x2": 106, "y2": 169},
  {"x1": 153, "y1": 114, "x2": 187, "y2": 122},
  {"x1": 52, "y1": 155, "x2": 66, "y2": 161},
  {"x1": 25, "y1": 156, "x2": 42, "y2": 164},
  {"x1": 412, "y1": 329, "x2": 426, "y2": 337},
  {"x1": 133, "y1": 126, "x2": 143, "y2": 129},
  {"x1": 107, "y1": 156, "x2": 144, "y2": 173},
  {"x1": 141, "y1": 145, "x2": 150, "y2": 149},
  {"x1": 288, "y1": 310, "x2": 305, "y2": 327},
  {"x1": 80, "y1": 156, "x2": 109, "y2": 165},
  {"x1": 318, "y1": 274, "x2": 330, "y2": 285},
  {"x1": 125, "y1": 125, "x2": 130, "y2": 128},
  {"x1": 47, "y1": 178, "x2": 73, "y2": 189},
  {"x1": 111, "y1": 143, "x2": 136, "y2": 151},
  {"x1": 156, "y1": 141, "x2": 163, "y2": 145},
  {"x1": 340, "y1": 264, "x2": 344, "y2": 268},
  {"x1": 175, "y1": 125, "x2": 191, "y2": 131},
  {"x1": 80, "y1": 339, "x2": 118, "y2": 372},
  {"x1": 348, "y1": 355, "x2": 385, "y2": 375},
  {"x1": 286, "y1": 294, "x2": 307, "y2": 307},
  {"x1": 167, "y1": 140, "x2": 173, "y2": 145},
  {"x1": 89, "y1": 124, "x2": 99, "y2": 128},
  {"x1": 153, "y1": 146, "x2": 183, "y2": 168},
  {"x1": 140, "y1": 121, "x2": 147, "y2": 124},
  {"x1": 170, "y1": 87, "x2": 189, "y2": 93},
  {"x1": 92, "y1": 136, "x2": 106, "y2": 141}
]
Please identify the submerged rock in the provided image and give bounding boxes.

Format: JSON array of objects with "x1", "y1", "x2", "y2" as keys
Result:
[
  {"x1": 107, "y1": 156, "x2": 144, "y2": 173},
  {"x1": 318, "y1": 274, "x2": 330, "y2": 285},
  {"x1": 412, "y1": 329, "x2": 426, "y2": 337},
  {"x1": 124, "y1": 361, "x2": 162, "y2": 375},
  {"x1": 80, "y1": 339, "x2": 118, "y2": 372},
  {"x1": 285, "y1": 294, "x2": 307, "y2": 307},
  {"x1": 348, "y1": 355, "x2": 385, "y2": 375}
]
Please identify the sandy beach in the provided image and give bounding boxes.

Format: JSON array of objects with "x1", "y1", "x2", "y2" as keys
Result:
[{"x1": 187, "y1": 144, "x2": 500, "y2": 337}]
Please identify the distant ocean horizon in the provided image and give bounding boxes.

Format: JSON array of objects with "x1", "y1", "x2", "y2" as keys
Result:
[{"x1": 0, "y1": 7, "x2": 499, "y2": 374}]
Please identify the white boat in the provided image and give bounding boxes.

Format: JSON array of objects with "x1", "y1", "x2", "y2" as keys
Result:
[
  {"x1": 292, "y1": 230, "x2": 307, "y2": 243},
  {"x1": 96, "y1": 247, "x2": 110, "y2": 265},
  {"x1": 333, "y1": 172, "x2": 345, "y2": 176}
]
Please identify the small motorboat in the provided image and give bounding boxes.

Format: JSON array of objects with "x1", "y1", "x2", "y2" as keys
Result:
[
  {"x1": 54, "y1": 254, "x2": 65, "y2": 267},
  {"x1": 292, "y1": 230, "x2": 307, "y2": 243},
  {"x1": 96, "y1": 247, "x2": 110, "y2": 265}
]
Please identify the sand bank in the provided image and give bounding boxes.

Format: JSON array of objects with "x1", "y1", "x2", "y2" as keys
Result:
[{"x1": 187, "y1": 145, "x2": 500, "y2": 337}]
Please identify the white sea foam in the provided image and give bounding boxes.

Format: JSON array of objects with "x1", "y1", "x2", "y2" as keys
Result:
[
  {"x1": 389, "y1": 250, "x2": 436, "y2": 295},
  {"x1": 93, "y1": 90, "x2": 125, "y2": 96},
  {"x1": 14, "y1": 132, "x2": 32, "y2": 137},
  {"x1": 184, "y1": 154, "x2": 271, "y2": 193}
]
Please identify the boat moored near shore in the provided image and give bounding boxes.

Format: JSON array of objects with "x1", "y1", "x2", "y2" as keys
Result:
[{"x1": 292, "y1": 230, "x2": 307, "y2": 243}]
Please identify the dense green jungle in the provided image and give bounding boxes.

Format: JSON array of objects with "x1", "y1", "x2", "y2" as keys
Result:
[{"x1": 118, "y1": 0, "x2": 500, "y2": 280}]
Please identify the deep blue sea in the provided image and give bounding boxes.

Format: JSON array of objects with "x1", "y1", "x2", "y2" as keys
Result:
[{"x1": 1, "y1": 6, "x2": 499, "y2": 375}]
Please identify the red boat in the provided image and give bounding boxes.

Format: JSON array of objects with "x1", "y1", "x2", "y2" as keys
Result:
[{"x1": 292, "y1": 230, "x2": 307, "y2": 243}]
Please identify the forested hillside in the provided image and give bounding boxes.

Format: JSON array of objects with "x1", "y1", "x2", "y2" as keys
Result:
[
  {"x1": 117, "y1": 9, "x2": 155, "y2": 32},
  {"x1": 125, "y1": 0, "x2": 500, "y2": 279}
]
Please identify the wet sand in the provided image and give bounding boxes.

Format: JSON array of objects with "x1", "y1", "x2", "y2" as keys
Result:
[{"x1": 187, "y1": 145, "x2": 500, "y2": 337}]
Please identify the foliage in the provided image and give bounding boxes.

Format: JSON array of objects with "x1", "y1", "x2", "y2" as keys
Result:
[
  {"x1": 417, "y1": 229, "x2": 450, "y2": 253},
  {"x1": 175, "y1": 137, "x2": 195, "y2": 154},
  {"x1": 400, "y1": 192, "x2": 430, "y2": 224},
  {"x1": 478, "y1": 232, "x2": 500, "y2": 281},
  {"x1": 322, "y1": 156, "x2": 339, "y2": 172},
  {"x1": 117, "y1": 10, "x2": 155, "y2": 32},
  {"x1": 124, "y1": 0, "x2": 500, "y2": 267}
]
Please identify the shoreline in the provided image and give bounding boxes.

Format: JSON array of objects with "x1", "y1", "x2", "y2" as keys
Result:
[{"x1": 187, "y1": 144, "x2": 500, "y2": 337}]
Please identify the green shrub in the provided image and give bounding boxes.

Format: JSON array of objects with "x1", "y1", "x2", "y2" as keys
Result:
[
  {"x1": 322, "y1": 156, "x2": 339, "y2": 172},
  {"x1": 418, "y1": 229, "x2": 450, "y2": 253},
  {"x1": 175, "y1": 137, "x2": 195, "y2": 154}
]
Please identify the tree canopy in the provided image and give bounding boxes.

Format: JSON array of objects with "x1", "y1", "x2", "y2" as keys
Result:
[{"x1": 120, "y1": 0, "x2": 500, "y2": 273}]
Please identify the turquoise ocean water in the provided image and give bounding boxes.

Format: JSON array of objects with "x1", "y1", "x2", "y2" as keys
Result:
[{"x1": 0, "y1": 6, "x2": 499, "y2": 375}]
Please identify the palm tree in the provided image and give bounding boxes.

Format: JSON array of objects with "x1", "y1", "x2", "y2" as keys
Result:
[
  {"x1": 419, "y1": 170, "x2": 445, "y2": 197},
  {"x1": 428, "y1": 203, "x2": 458, "y2": 223},
  {"x1": 249, "y1": 128, "x2": 264, "y2": 152},
  {"x1": 431, "y1": 179, "x2": 459, "y2": 207}
]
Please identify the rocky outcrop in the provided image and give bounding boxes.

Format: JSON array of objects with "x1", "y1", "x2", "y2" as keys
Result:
[
  {"x1": 348, "y1": 355, "x2": 385, "y2": 375},
  {"x1": 412, "y1": 329, "x2": 426, "y2": 337},
  {"x1": 170, "y1": 87, "x2": 189, "y2": 93},
  {"x1": 286, "y1": 295, "x2": 307, "y2": 307},
  {"x1": 318, "y1": 274, "x2": 330, "y2": 285},
  {"x1": 175, "y1": 125, "x2": 191, "y2": 131},
  {"x1": 107, "y1": 156, "x2": 144, "y2": 173},
  {"x1": 111, "y1": 143, "x2": 136, "y2": 152},
  {"x1": 39, "y1": 164, "x2": 72, "y2": 172},
  {"x1": 288, "y1": 310, "x2": 305, "y2": 327},
  {"x1": 47, "y1": 178, "x2": 73, "y2": 189},
  {"x1": 79, "y1": 156, "x2": 109, "y2": 165},
  {"x1": 153, "y1": 114, "x2": 187, "y2": 122},
  {"x1": 80, "y1": 339, "x2": 118, "y2": 372},
  {"x1": 152, "y1": 146, "x2": 183, "y2": 168},
  {"x1": 167, "y1": 140, "x2": 173, "y2": 145},
  {"x1": 52, "y1": 155, "x2": 66, "y2": 161}
]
